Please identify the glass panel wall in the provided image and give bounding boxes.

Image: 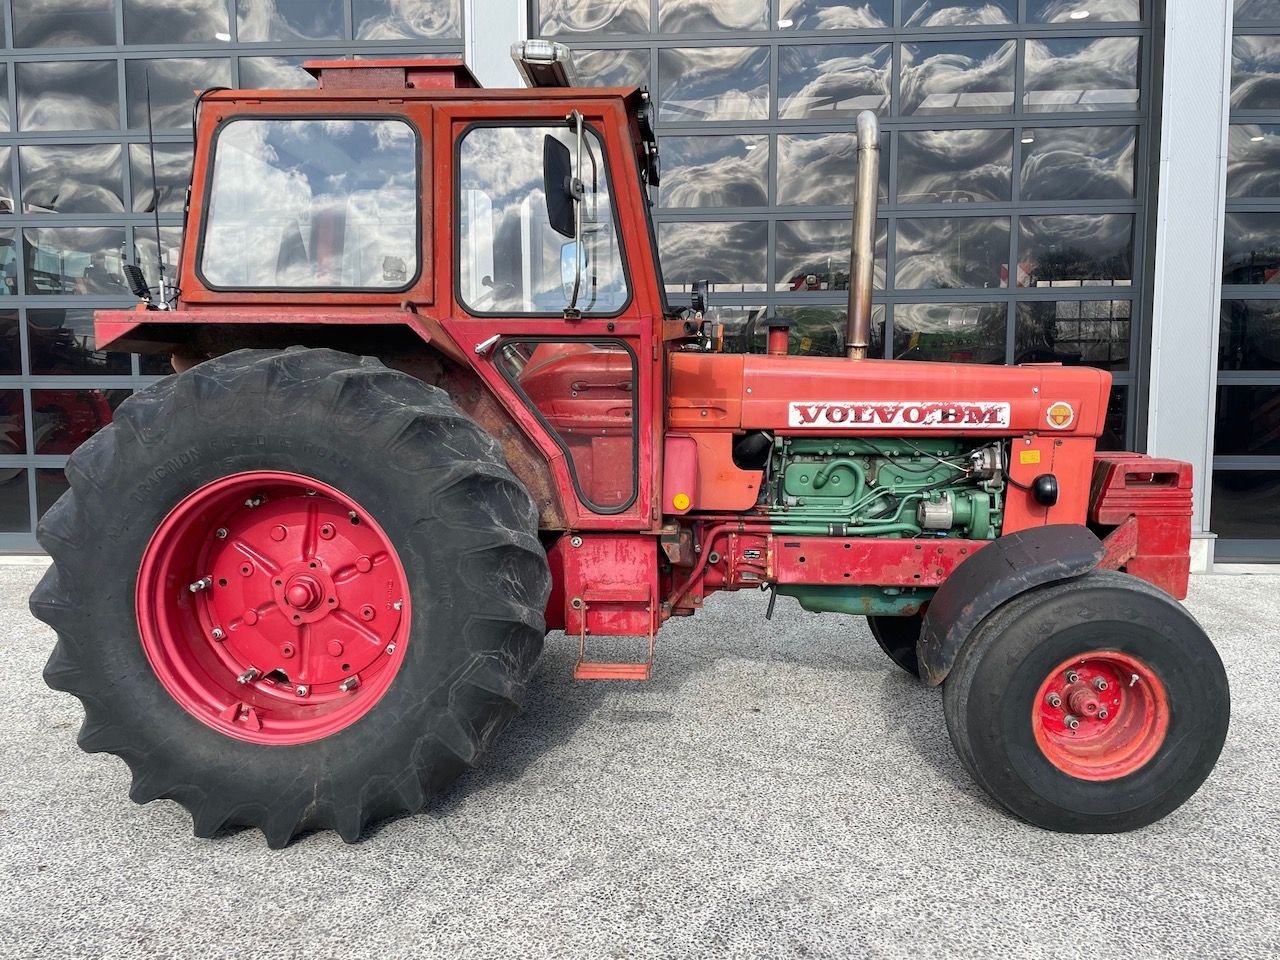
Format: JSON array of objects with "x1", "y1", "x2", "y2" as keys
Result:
[
  {"x1": 534, "y1": 0, "x2": 1153, "y2": 450},
  {"x1": 1217, "y1": 2, "x2": 1280, "y2": 560},
  {"x1": 0, "y1": 1, "x2": 464, "y2": 551}
]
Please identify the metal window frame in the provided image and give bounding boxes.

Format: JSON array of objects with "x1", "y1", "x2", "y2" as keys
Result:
[{"x1": 1215, "y1": 11, "x2": 1280, "y2": 559}]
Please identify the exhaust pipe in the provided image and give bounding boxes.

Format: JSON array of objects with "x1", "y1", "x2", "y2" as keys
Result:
[{"x1": 846, "y1": 110, "x2": 880, "y2": 360}]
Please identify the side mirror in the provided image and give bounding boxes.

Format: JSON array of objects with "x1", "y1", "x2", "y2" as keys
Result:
[
  {"x1": 561, "y1": 241, "x2": 586, "y2": 300},
  {"x1": 690, "y1": 279, "x2": 708, "y2": 316},
  {"x1": 543, "y1": 135, "x2": 576, "y2": 239}
]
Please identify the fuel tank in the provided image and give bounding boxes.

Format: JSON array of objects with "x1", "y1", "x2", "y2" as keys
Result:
[{"x1": 668, "y1": 353, "x2": 1111, "y2": 438}]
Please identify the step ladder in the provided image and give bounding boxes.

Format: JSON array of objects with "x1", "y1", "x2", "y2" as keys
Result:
[{"x1": 573, "y1": 585, "x2": 656, "y2": 681}]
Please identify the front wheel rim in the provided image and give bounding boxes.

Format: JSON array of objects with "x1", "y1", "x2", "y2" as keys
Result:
[
  {"x1": 1031, "y1": 650, "x2": 1170, "y2": 781},
  {"x1": 136, "y1": 471, "x2": 411, "y2": 746}
]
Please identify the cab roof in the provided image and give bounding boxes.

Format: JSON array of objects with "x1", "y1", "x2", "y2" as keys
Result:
[{"x1": 195, "y1": 58, "x2": 641, "y2": 105}]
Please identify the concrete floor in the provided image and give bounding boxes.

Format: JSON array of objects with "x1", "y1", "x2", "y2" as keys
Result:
[{"x1": 1, "y1": 559, "x2": 1276, "y2": 960}]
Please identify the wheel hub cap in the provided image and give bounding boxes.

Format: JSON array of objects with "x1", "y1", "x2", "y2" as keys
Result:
[
  {"x1": 285, "y1": 577, "x2": 322, "y2": 611},
  {"x1": 136, "y1": 471, "x2": 411, "y2": 746}
]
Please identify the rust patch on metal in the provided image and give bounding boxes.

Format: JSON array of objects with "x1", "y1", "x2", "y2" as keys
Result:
[{"x1": 1098, "y1": 515, "x2": 1139, "y2": 570}]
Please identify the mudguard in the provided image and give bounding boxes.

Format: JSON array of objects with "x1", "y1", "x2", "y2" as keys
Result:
[{"x1": 917, "y1": 524, "x2": 1105, "y2": 686}]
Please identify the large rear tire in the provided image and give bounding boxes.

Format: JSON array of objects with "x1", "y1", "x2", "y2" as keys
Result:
[
  {"x1": 942, "y1": 571, "x2": 1229, "y2": 832},
  {"x1": 32, "y1": 348, "x2": 550, "y2": 847}
]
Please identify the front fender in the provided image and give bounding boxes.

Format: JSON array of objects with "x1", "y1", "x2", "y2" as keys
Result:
[{"x1": 917, "y1": 524, "x2": 1104, "y2": 686}]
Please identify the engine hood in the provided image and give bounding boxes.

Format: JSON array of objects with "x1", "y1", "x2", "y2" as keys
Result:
[{"x1": 668, "y1": 353, "x2": 1112, "y2": 438}]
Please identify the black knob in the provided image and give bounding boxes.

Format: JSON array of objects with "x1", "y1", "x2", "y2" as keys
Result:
[{"x1": 1032, "y1": 474, "x2": 1059, "y2": 507}]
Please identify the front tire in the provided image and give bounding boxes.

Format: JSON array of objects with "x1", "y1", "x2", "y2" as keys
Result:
[
  {"x1": 942, "y1": 571, "x2": 1229, "y2": 832},
  {"x1": 32, "y1": 348, "x2": 550, "y2": 847},
  {"x1": 867, "y1": 614, "x2": 922, "y2": 677}
]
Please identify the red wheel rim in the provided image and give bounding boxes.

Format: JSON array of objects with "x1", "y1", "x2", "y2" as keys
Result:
[
  {"x1": 136, "y1": 471, "x2": 411, "y2": 746},
  {"x1": 1032, "y1": 651, "x2": 1170, "y2": 781}
]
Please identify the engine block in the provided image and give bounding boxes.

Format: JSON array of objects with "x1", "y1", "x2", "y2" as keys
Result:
[{"x1": 766, "y1": 437, "x2": 1005, "y2": 540}]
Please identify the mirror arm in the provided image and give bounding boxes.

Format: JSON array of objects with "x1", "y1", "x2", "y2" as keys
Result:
[{"x1": 565, "y1": 110, "x2": 585, "y2": 319}]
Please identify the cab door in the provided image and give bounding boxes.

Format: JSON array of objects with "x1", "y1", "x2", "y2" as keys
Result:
[{"x1": 434, "y1": 97, "x2": 664, "y2": 532}]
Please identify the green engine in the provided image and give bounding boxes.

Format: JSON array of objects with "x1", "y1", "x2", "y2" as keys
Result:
[
  {"x1": 766, "y1": 437, "x2": 1006, "y2": 617},
  {"x1": 766, "y1": 437, "x2": 1006, "y2": 540}
]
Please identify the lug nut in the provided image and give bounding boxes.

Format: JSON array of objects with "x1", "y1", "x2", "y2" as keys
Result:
[
  {"x1": 294, "y1": 685, "x2": 309, "y2": 698},
  {"x1": 215, "y1": 527, "x2": 228, "y2": 540},
  {"x1": 1046, "y1": 693, "x2": 1062, "y2": 708},
  {"x1": 1065, "y1": 670, "x2": 1080, "y2": 684},
  {"x1": 237, "y1": 667, "x2": 261, "y2": 684},
  {"x1": 1093, "y1": 677, "x2": 1109, "y2": 691},
  {"x1": 1063, "y1": 715, "x2": 1080, "y2": 730},
  {"x1": 339, "y1": 676, "x2": 360, "y2": 692},
  {"x1": 210, "y1": 627, "x2": 225, "y2": 641},
  {"x1": 189, "y1": 576, "x2": 213, "y2": 593}
]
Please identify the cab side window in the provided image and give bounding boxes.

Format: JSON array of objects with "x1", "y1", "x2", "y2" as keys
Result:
[{"x1": 457, "y1": 124, "x2": 629, "y2": 315}]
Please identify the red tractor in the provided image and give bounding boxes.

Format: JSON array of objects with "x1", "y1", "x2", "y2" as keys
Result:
[{"x1": 32, "y1": 48, "x2": 1229, "y2": 847}]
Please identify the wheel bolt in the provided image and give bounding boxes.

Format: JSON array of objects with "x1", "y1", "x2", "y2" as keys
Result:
[
  {"x1": 294, "y1": 685, "x2": 309, "y2": 698},
  {"x1": 1063, "y1": 715, "x2": 1080, "y2": 730},
  {"x1": 1098, "y1": 709, "x2": 1109, "y2": 720},
  {"x1": 215, "y1": 527, "x2": 228, "y2": 540},
  {"x1": 1065, "y1": 670, "x2": 1080, "y2": 684},
  {"x1": 1046, "y1": 693, "x2": 1062, "y2": 708},
  {"x1": 237, "y1": 667, "x2": 261, "y2": 684},
  {"x1": 386, "y1": 643, "x2": 396, "y2": 655},
  {"x1": 189, "y1": 576, "x2": 213, "y2": 593},
  {"x1": 211, "y1": 627, "x2": 225, "y2": 641},
  {"x1": 339, "y1": 676, "x2": 360, "y2": 693},
  {"x1": 1093, "y1": 677, "x2": 1109, "y2": 691}
]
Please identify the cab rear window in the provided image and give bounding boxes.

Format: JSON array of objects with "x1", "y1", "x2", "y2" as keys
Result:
[{"x1": 200, "y1": 118, "x2": 418, "y2": 291}]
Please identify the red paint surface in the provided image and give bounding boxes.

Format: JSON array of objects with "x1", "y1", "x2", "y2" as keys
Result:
[
  {"x1": 1032, "y1": 651, "x2": 1170, "y2": 781},
  {"x1": 662, "y1": 435, "x2": 698, "y2": 515},
  {"x1": 1091, "y1": 455, "x2": 1194, "y2": 598},
  {"x1": 136, "y1": 471, "x2": 410, "y2": 744}
]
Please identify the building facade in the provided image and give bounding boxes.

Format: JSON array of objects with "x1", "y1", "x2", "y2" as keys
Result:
[{"x1": 0, "y1": 0, "x2": 1266, "y2": 567}]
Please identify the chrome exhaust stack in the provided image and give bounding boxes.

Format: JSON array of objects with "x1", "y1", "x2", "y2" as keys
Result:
[{"x1": 846, "y1": 110, "x2": 880, "y2": 360}]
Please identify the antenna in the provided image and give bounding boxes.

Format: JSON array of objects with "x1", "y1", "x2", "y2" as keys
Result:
[{"x1": 144, "y1": 70, "x2": 167, "y2": 308}]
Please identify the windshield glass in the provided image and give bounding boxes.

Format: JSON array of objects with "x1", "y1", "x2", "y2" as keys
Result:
[
  {"x1": 201, "y1": 118, "x2": 418, "y2": 290},
  {"x1": 457, "y1": 124, "x2": 629, "y2": 315}
]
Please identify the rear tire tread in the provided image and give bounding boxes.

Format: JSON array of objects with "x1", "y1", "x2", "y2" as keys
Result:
[{"x1": 33, "y1": 347, "x2": 550, "y2": 847}]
